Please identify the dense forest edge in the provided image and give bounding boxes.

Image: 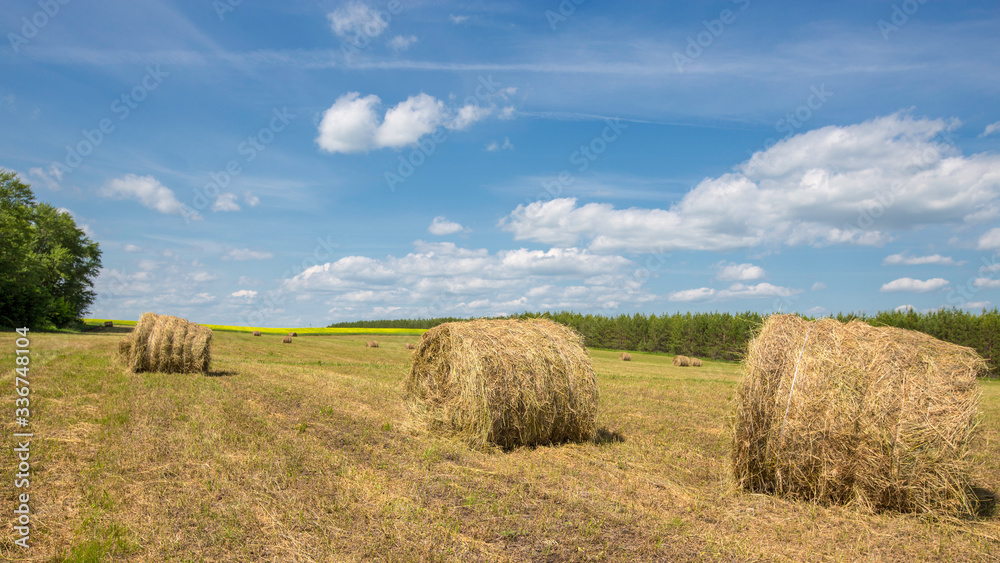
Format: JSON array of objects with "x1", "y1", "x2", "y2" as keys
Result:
[{"x1": 331, "y1": 309, "x2": 1000, "y2": 377}]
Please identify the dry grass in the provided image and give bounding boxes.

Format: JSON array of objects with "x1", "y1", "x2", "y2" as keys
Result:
[
  {"x1": 733, "y1": 314, "x2": 987, "y2": 515},
  {"x1": 1, "y1": 329, "x2": 997, "y2": 562},
  {"x1": 404, "y1": 319, "x2": 599, "y2": 450},
  {"x1": 620, "y1": 353, "x2": 631, "y2": 361},
  {"x1": 115, "y1": 312, "x2": 212, "y2": 373}
]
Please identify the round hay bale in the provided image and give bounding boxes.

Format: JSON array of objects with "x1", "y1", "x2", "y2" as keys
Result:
[
  {"x1": 252, "y1": 330, "x2": 261, "y2": 336},
  {"x1": 104, "y1": 321, "x2": 113, "y2": 328},
  {"x1": 289, "y1": 332, "x2": 298, "y2": 337},
  {"x1": 691, "y1": 358, "x2": 703, "y2": 367},
  {"x1": 620, "y1": 352, "x2": 632, "y2": 361},
  {"x1": 282, "y1": 335, "x2": 292, "y2": 344},
  {"x1": 732, "y1": 314, "x2": 986, "y2": 514},
  {"x1": 403, "y1": 318, "x2": 599, "y2": 449},
  {"x1": 672, "y1": 355, "x2": 691, "y2": 367},
  {"x1": 405, "y1": 343, "x2": 416, "y2": 350},
  {"x1": 366, "y1": 341, "x2": 379, "y2": 348},
  {"x1": 116, "y1": 312, "x2": 212, "y2": 374}
]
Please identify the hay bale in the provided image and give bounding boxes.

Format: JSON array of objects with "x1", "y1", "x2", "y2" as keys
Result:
[
  {"x1": 252, "y1": 330, "x2": 261, "y2": 336},
  {"x1": 116, "y1": 312, "x2": 212, "y2": 374},
  {"x1": 620, "y1": 352, "x2": 632, "y2": 361},
  {"x1": 104, "y1": 321, "x2": 113, "y2": 328},
  {"x1": 282, "y1": 335, "x2": 292, "y2": 344},
  {"x1": 673, "y1": 355, "x2": 691, "y2": 367},
  {"x1": 732, "y1": 314, "x2": 986, "y2": 514},
  {"x1": 403, "y1": 318, "x2": 599, "y2": 449},
  {"x1": 289, "y1": 332, "x2": 298, "y2": 337},
  {"x1": 691, "y1": 358, "x2": 703, "y2": 367},
  {"x1": 366, "y1": 341, "x2": 379, "y2": 348},
  {"x1": 406, "y1": 343, "x2": 416, "y2": 350}
]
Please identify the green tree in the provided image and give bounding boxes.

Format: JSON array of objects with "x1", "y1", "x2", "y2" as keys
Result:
[{"x1": 0, "y1": 169, "x2": 102, "y2": 327}]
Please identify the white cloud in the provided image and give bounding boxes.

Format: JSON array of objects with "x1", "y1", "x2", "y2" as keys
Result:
[
  {"x1": 328, "y1": 2, "x2": 388, "y2": 39},
  {"x1": 883, "y1": 252, "x2": 961, "y2": 266},
  {"x1": 99, "y1": 174, "x2": 196, "y2": 218},
  {"x1": 486, "y1": 137, "x2": 514, "y2": 151},
  {"x1": 212, "y1": 192, "x2": 240, "y2": 212},
  {"x1": 191, "y1": 293, "x2": 215, "y2": 304},
  {"x1": 428, "y1": 216, "x2": 468, "y2": 236},
  {"x1": 500, "y1": 113, "x2": 1000, "y2": 253},
  {"x1": 980, "y1": 122, "x2": 1000, "y2": 138},
  {"x1": 806, "y1": 306, "x2": 827, "y2": 315},
  {"x1": 811, "y1": 282, "x2": 827, "y2": 291},
  {"x1": 230, "y1": 289, "x2": 258, "y2": 299},
  {"x1": 498, "y1": 106, "x2": 515, "y2": 120},
  {"x1": 895, "y1": 304, "x2": 915, "y2": 312},
  {"x1": 978, "y1": 228, "x2": 1000, "y2": 250},
  {"x1": 668, "y1": 282, "x2": 799, "y2": 302},
  {"x1": 124, "y1": 244, "x2": 142, "y2": 252},
  {"x1": 449, "y1": 14, "x2": 470, "y2": 24},
  {"x1": 963, "y1": 301, "x2": 992, "y2": 309},
  {"x1": 973, "y1": 278, "x2": 1000, "y2": 289},
  {"x1": 387, "y1": 34, "x2": 417, "y2": 51},
  {"x1": 28, "y1": 165, "x2": 62, "y2": 190},
  {"x1": 188, "y1": 271, "x2": 216, "y2": 282},
  {"x1": 223, "y1": 248, "x2": 274, "y2": 261},
  {"x1": 716, "y1": 262, "x2": 765, "y2": 282},
  {"x1": 317, "y1": 91, "x2": 501, "y2": 153},
  {"x1": 880, "y1": 277, "x2": 949, "y2": 293},
  {"x1": 243, "y1": 191, "x2": 260, "y2": 207}
]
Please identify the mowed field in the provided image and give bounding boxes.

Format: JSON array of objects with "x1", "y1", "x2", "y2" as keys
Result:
[{"x1": 1, "y1": 328, "x2": 998, "y2": 562}]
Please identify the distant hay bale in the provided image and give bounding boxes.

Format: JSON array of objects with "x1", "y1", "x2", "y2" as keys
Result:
[
  {"x1": 691, "y1": 358, "x2": 703, "y2": 367},
  {"x1": 104, "y1": 321, "x2": 113, "y2": 328},
  {"x1": 252, "y1": 330, "x2": 261, "y2": 336},
  {"x1": 404, "y1": 318, "x2": 599, "y2": 449},
  {"x1": 282, "y1": 335, "x2": 292, "y2": 344},
  {"x1": 366, "y1": 341, "x2": 379, "y2": 348},
  {"x1": 620, "y1": 352, "x2": 632, "y2": 361},
  {"x1": 673, "y1": 355, "x2": 691, "y2": 367},
  {"x1": 732, "y1": 314, "x2": 986, "y2": 514},
  {"x1": 116, "y1": 312, "x2": 212, "y2": 374},
  {"x1": 289, "y1": 332, "x2": 298, "y2": 337},
  {"x1": 406, "y1": 343, "x2": 416, "y2": 350}
]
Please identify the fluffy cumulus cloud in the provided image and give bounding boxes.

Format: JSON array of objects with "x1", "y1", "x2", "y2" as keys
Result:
[
  {"x1": 328, "y1": 2, "x2": 388, "y2": 39},
  {"x1": 212, "y1": 192, "x2": 240, "y2": 212},
  {"x1": 427, "y1": 216, "x2": 468, "y2": 236},
  {"x1": 316, "y1": 91, "x2": 496, "y2": 153},
  {"x1": 668, "y1": 282, "x2": 800, "y2": 303},
  {"x1": 716, "y1": 262, "x2": 765, "y2": 282},
  {"x1": 880, "y1": 277, "x2": 950, "y2": 293},
  {"x1": 230, "y1": 289, "x2": 258, "y2": 299},
  {"x1": 883, "y1": 252, "x2": 961, "y2": 266},
  {"x1": 222, "y1": 248, "x2": 274, "y2": 261},
  {"x1": 387, "y1": 34, "x2": 417, "y2": 51},
  {"x1": 282, "y1": 241, "x2": 641, "y2": 318},
  {"x1": 99, "y1": 174, "x2": 195, "y2": 218},
  {"x1": 979, "y1": 228, "x2": 1000, "y2": 250},
  {"x1": 500, "y1": 113, "x2": 1000, "y2": 252}
]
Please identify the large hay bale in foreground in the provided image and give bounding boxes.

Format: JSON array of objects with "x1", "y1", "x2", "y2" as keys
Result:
[
  {"x1": 404, "y1": 318, "x2": 600, "y2": 449},
  {"x1": 732, "y1": 314, "x2": 986, "y2": 514},
  {"x1": 116, "y1": 312, "x2": 212, "y2": 374},
  {"x1": 673, "y1": 355, "x2": 691, "y2": 367},
  {"x1": 620, "y1": 352, "x2": 631, "y2": 361}
]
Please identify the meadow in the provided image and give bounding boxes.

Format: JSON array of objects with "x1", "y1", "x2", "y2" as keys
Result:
[{"x1": 1, "y1": 326, "x2": 998, "y2": 562}]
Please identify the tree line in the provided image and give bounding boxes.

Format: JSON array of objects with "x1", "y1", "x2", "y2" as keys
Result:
[{"x1": 331, "y1": 308, "x2": 1000, "y2": 376}]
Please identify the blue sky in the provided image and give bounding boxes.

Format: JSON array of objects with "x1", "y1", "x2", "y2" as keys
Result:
[{"x1": 3, "y1": 0, "x2": 1000, "y2": 326}]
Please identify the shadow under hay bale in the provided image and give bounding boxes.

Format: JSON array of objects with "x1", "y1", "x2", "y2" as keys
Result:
[
  {"x1": 620, "y1": 352, "x2": 631, "y2": 361},
  {"x1": 366, "y1": 341, "x2": 379, "y2": 348},
  {"x1": 404, "y1": 318, "x2": 599, "y2": 449},
  {"x1": 732, "y1": 314, "x2": 986, "y2": 515},
  {"x1": 116, "y1": 312, "x2": 212, "y2": 374},
  {"x1": 282, "y1": 335, "x2": 292, "y2": 344},
  {"x1": 252, "y1": 330, "x2": 261, "y2": 336},
  {"x1": 673, "y1": 355, "x2": 691, "y2": 367}
]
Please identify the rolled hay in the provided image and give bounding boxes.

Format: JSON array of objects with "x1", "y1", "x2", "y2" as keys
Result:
[
  {"x1": 289, "y1": 332, "x2": 298, "y2": 337},
  {"x1": 366, "y1": 341, "x2": 379, "y2": 348},
  {"x1": 673, "y1": 355, "x2": 691, "y2": 367},
  {"x1": 405, "y1": 343, "x2": 416, "y2": 350},
  {"x1": 252, "y1": 330, "x2": 261, "y2": 336},
  {"x1": 732, "y1": 314, "x2": 986, "y2": 514},
  {"x1": 620, "y1": 352, "x2": 632, "y2": 361},
  {"x1": 691, "y1": 358, "x2": 703, "y2": 367},
  {"x1": 403, "y1": 318, "x2": 599, "y2": 449},
  {"x1": 104, "y1": 321, "x2": 113, "y2": 328},
  {"x1": 282, "y1": 335, "x2": 292, "y2": 344},
  {"x1": 116, "y1": 312, "x2": 212, "y2": 374}
]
